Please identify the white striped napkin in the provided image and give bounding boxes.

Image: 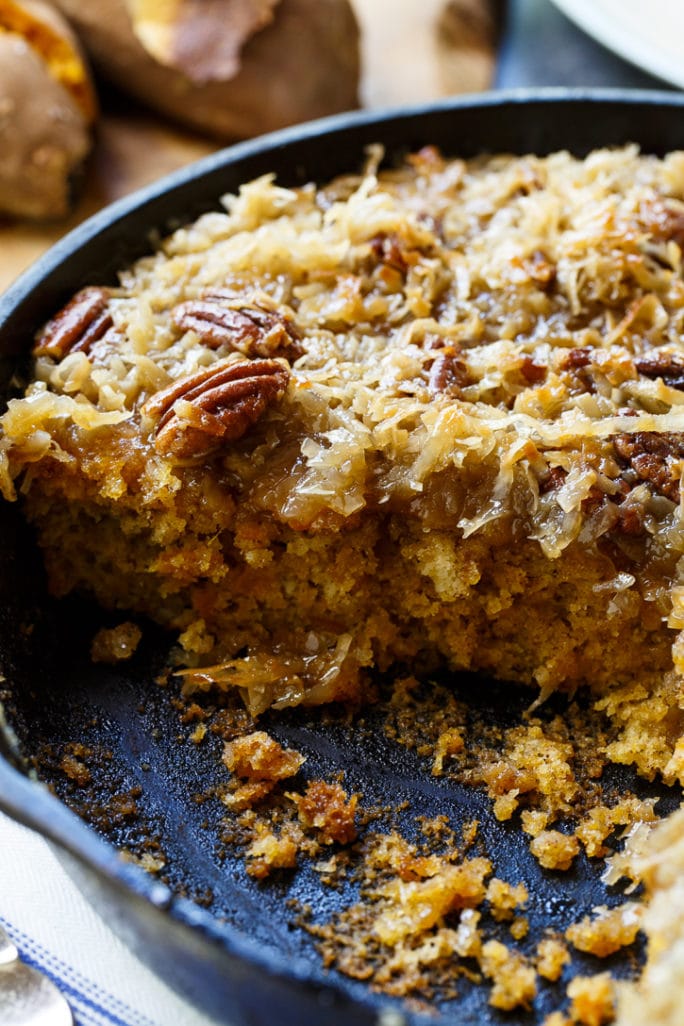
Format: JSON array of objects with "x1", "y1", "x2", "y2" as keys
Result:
[{"x1": 0, "y1": 811, "x2": 219, "y2": 1026}]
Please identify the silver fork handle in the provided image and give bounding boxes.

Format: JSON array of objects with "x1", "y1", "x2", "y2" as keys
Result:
[
  {"x1": 0, "y1": 923, "x2": 73, "y2": 1025},
  {"x1": 0, "y1": 924, "x2": 18, "y2": 966}
]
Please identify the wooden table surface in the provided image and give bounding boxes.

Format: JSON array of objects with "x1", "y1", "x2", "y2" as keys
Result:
[{"x1": 0, "y1": 0, "x2": 498, "y2": 294}]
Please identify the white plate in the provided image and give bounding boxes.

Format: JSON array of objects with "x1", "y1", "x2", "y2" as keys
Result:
[{"x1": 550, "y1": 0, "x2": 684, "y2": 89}]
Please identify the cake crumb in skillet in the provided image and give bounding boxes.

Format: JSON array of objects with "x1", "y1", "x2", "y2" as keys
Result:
[
  {"x1": 90, "y1": 622, "x2": 142, "y2": 663},
  {"x1": 567, "y1": 973, "x2": 616, "y2": 1026}
]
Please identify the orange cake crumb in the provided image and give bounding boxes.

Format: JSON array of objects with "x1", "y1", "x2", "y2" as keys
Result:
[
  {"x1": 566, "y1": 904, "x2": 643, "y2": 958},
  {"x1": 530, "y1": 830, "x2": 580, "y2": 871},
  {"x1": 480, "y1": 939, "x2": 537, "y2": 1011},
  {"x1": 222, "y1": 730, "x2": 305, "y2": 809},
  {"x1": 576, "y1": 800, "x2": 658, "y2": 859},
  {"x1": 567, "y1": 972, "x2": 615, "y2": 1026},
  {"x1": 431, "y1": 727, "x2": 464, "y2": 775},
  {"x1": 486, "y1": 877, "x2": 528, "y2": 921},
  {"x1": 536, "y1": 935, "x2": 571, "y2": 982},
  {"x1": 287, "y1": 780, "x2": 358, "y2": 845},
  {"x1": 374, "y1": 856, "x2": 492, "y2": 945},
  {"x1": 542, "y1": 1014, "x2": 571, "y2": 1026},
  {"x1": 90, "y1": 622, "x2": 142, "y2": 663},
  {"x1": 245, "y1": 823, "x2": 299, "y2": 879}
]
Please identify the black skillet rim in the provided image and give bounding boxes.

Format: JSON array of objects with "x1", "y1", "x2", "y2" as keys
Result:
[{"x1": 3, "y1": 85, "x2": 684, "y2": 1010}]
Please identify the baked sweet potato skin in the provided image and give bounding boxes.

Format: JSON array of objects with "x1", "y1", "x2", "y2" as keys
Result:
[
  {"x1": 124, "y1": 0, "x2": 280, "y2": 84},
  {"x1": 50, "y1": 0, "x2": 361, "y2": 141},
  {"x1": 0, "y1": 0, "x2": 94, "y2": 220}
]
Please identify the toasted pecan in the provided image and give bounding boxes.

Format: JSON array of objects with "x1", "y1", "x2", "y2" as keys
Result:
[
  {"x1": 142, "y1": 358, "x2": 289, "y2": 458},
  {"x1": 559, "y1": 347, "x2": 596, "y2": 395},
  {"x1": 539, "y1": 465, "x2": 567, "y2": 495},
  {"x1": 635, "y1": 351, "x2": 684, "y2": 390},
  {"x1": 560, "y1": 347, "x2": 592, "y2": 371},
  {"x1": 369, "y1": 232, "x2": 410, "y2": 273},
  {"x1": 524, "y1": 249, "x2": 556, "y2": 286},
  {"x1": 617, "y1": 502, "x2": 647, "y2": 536},
  {"x1": 613, "y1": 431, "x2": 684, "y2": 503},
  {"x1": 520, "y1": 355, "x2": 546, "y2": 384},
  {"x1": 172, "y1": 292, "x2": 303, "y2": 362},
  {"x1": 428, "y1": 343, "x2": 471, "y2": 398},
  {"x1": 540, "y1": 463, "x2": 647, "y2": 534},
  {"x1": 641, "y1": 199, "x2": 684, "y2": 250},
  {"x1": 33, "y1": 287, "x2": 113, "y2": 359}
]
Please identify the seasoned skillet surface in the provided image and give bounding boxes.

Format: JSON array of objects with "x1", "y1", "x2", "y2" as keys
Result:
[{"x1": 3, "y1": 92, "x2": 684, "y2": 1024}]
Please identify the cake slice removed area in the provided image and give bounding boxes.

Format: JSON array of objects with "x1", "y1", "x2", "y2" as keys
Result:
[{"x1": 3, "y1": 145, "x2": 684, "y2": 783}]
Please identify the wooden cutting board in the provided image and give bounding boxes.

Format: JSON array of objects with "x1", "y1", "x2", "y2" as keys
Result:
[{"x1": 0, "y1": 0, "x2": 496, "y2": 293}]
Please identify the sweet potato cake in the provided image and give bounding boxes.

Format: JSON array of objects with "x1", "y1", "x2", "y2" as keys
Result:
[{"x1": 3, "y1": 144, "x2": 684, "y2": 788}]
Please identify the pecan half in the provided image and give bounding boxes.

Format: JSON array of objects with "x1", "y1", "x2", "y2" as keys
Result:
[
  {"x1": 581, "y1": 484, "x2": 608, "y2": 518},
  {"x1": 641, "y1": 199, "x2": 684, "y2": 250},
  {"x1": 33, "y1": 287, "x2": 113, "y2": 359},
  {"x1": 560, "y1": 348, "x2": 592, "y2": 371},
  {"x1": 142, "y1": 358, "x2": 289, "y2": 458},
  {"x1": 172, "y1": 292, "x2": 303, "y2": 362},
  {"x1": 613, "y1": 431, "x2": 684, "y2": 503},
  {"x1": 617, "y1": 502, "x2": 647, "y2": 536},
  {"x1": 559, "y1": 346, "x2": 596, "y2": 396},
  {"x1": 635, "y1": 351, "x2": 684, "y2": 390},
  {"x1": 540, "y1": 464, "x2": 646, "y2": 534},
  {"x1": 539, "y1": 465, "x2": 567, "y2": 495},
  {"x1": 428, "y1": 342, "x2": 471, "y2": 398},
  {"x1": 369, "y1": 232, "x2": 410, "y2": 273},
  {"x1": 524, "y1": 249, "x2": 556, "y2": 286},
  {"x1": 520, "y1": 355, "x2": 546, "y2": 384},
  {"x1": 511, "y1": 249, "x2": 556, "y2": 288}
]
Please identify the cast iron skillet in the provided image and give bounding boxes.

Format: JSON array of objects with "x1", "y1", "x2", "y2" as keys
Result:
[{"x1": 2, "y1": 90, "x2": 684, "y2": 1026}]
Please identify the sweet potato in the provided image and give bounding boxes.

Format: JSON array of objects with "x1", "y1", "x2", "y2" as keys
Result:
[
  {"x1": 0, "y1": 0, "x2": 95, "y2": 219},
  {"x1": 50, "y1": 0, "x2": 360, "y2": 141}
]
